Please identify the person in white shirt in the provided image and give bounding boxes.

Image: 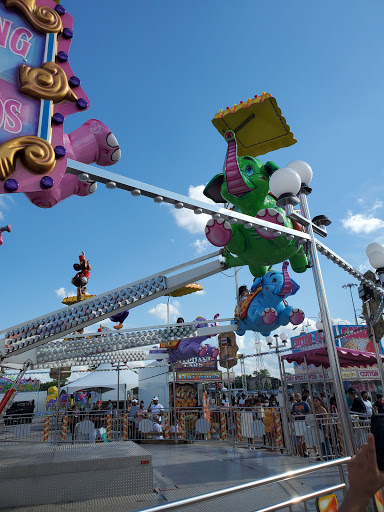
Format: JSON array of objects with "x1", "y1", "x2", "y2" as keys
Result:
[
  {"x1": 361, "y1": 391, "x2": 373, "y2": 417},
  {"x1": 147, "y1": 397, "x2": 164, "y2": 418},
  {"x1": 152, "y1": 415, "x2": 164, "y2": 439}
]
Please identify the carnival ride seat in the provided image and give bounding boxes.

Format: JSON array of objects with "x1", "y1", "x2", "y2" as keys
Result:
[
  {"x1": 74, "y1": 419, "x2": 94, "y2": 441},
  {"x1": 195, "y1": 418, "x2": 210, "y2": 435},
  {"x1": 253, "y1": 419, "x2": 266, "y2": 438},
  {"x1": 293, "y1": 419, "x2": 307, "y2": 437},
  {"x1": 139, "y1": 419, "x2": 154, "y2": 438}
]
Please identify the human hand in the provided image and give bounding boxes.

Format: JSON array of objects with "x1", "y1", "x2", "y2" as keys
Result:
[{"x1": 340, "y1": 434, "x2": 384, "y2": 511}]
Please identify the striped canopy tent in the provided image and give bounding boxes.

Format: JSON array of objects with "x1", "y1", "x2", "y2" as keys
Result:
[{"x1": 282, "y1": 346, "x2": 384, "y2": 368}]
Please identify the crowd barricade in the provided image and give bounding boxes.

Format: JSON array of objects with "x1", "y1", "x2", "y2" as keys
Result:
[
  {"x1": 0, "y1": 405, "x2": 373, "y2": 452},
  {"x1": 285, "y1": 410, "x2": 373, "y2": 461}
]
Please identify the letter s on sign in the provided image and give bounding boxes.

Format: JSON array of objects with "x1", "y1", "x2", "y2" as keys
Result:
[
  {"x1": 4, "y1": 99, "x2": 22, "y2": 134},
  {"x1": 9, "y1": 26, "x2": 32, "y2": 58}
]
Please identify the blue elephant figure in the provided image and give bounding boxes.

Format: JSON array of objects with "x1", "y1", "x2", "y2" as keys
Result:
[{"x1": 237, "y1": 261, "x2": 305, "y2": 336}]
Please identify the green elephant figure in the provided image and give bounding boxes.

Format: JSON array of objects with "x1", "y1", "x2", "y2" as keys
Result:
[{"x1": 204, "y1": 131, "x2": 309, "y2": 277}]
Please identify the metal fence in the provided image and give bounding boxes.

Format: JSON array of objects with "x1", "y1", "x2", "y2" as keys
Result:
[
  {"x1": 136, "y1": 457, "x2": 351, "y2": 512},
  {"x1": 0, "y1": 406, "x2": 373, "y2": 456}
]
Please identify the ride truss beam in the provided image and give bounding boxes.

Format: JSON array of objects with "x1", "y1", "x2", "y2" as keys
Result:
[
  {"x1": 67, "y1": 160, "x2": 311, "y2": 242},
  {"x1": 0, "y1": 252, "x2": 225, "y2": 360},
  {"x1": 67, "y1": 161, "x2": 383, "y2": 297}
]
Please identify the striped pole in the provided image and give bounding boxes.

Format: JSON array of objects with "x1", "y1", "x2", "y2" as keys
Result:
[
  {"x1": 374, "y1": 489, "x2": 383, "y2": 511},
  {"x1": 236, "y1": 412, "x2": 242, "y2": 443},
  {"x1": 122, "y1": 414, "x2": 128, "y2": 440},
  {"x1": 220, "y1": 412, "x2": 227, "y2": 441},
  {"x1": 273, "y1": 412, "x2": 283, "y2": 449},
  {"x1": 164, "y1": 412, "x2": 170, "y2": 439},
  {"x1": 43, "y1": 416, "x2": 50, "y2": 442},
  {"x1": 179, "y1": 412, "x2": 186, "y2": 440},
  {"x1": 61, "y1": 415, "x2": 68, "y2": 442},
  {"x1": 336, "y1": 421, "x2": 346, "y2": 456},
  {"x1": 106, "y1": 414, "x2": 112, "y2": 441}
]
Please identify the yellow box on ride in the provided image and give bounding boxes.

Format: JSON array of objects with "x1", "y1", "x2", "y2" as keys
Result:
[{"x1": 212, "y1": 93, "x2": 296, "y2": 157}]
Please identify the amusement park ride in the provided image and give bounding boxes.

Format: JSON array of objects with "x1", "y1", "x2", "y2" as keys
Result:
[{"x1": 0, "y1": 0, "x2": 384, "y2": 458}]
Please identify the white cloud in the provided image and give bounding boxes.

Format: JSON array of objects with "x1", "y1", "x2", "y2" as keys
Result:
[
  {"x1": 371, "y1": 200, "x2": 383, "y2": 211},
  {"x1": 148, "y1": 300, "x2": 181, "y2": 322},
  {"x1": 359, "y1": 260, "x2": 371, "y2": 273},
  {"x1": 55, "y1": 287, "x2": 76, "y2": 299},
  {"x1": 169, "y1": 185, "x2": 215, "y2": 235},
  {"x1": 0, "y1": 195, "x2": 14, "y2": 221},
  {"x1": 191, "y1": 238, "x2": 210, "y2": 255},
  {"x1": 341, "y1": 210, "x2": 384, "y2": 234}
]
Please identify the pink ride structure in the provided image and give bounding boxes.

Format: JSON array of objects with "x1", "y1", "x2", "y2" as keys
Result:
[
  {"x1": 0, "y1": 0, "x2": 121, "y2": 210},
  {"x1": 25, "y1": 119, "x2": 121, "y2": 208}
]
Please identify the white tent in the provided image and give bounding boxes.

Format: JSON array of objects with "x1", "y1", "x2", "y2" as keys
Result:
[{"x1": 64, "y1": 364, "x2": 138, "y2": 402}]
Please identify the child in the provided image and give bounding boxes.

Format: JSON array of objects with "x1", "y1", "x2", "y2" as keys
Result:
[{"x1": 238, "y1": 285, "x2": 249, "y2": 303}]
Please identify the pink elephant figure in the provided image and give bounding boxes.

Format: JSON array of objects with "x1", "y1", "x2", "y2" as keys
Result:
[{"x1": 24, "y1": 119, "x2": 121, "y2": 208}]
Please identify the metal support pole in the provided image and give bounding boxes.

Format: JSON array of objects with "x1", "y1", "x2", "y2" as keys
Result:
[
  {"x1": 297, "y1": 192, "x2": 356, "y2": 455},
  {"x1": 366, "y1": 301, "x2": 384, "y2": 393},
  {"x1": 225, "y1": 343, "x2": 235, "y2": 449},
  {"x1": 348, "y1": 286, "x2": 358, "y2": 325},
  {"x1": 171, "y1": 363, "x2": 177, "y2": 445},
  {"x1": 304, "y1": 354, "x2": 323, "y2": 461},
  {"x1": 276, "y1": 347, "x2": 292, "y2": 455},
  {"x1": 54, "y1": 367, "x2": 61, "y2": 445},
  {"x1": 167, "y1": 295, "x2": 170, "y2": 325},
  {"x1": 117, "y1": 364, "x2": 120, "y2": 416}
]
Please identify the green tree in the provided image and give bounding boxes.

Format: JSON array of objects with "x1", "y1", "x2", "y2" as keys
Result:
[
  {"x1": 39, "y1": 379, "x2": 68, "y2": 391},
  {"x1": 253, "y1": 369, "x2": 270, "y2": 377}
]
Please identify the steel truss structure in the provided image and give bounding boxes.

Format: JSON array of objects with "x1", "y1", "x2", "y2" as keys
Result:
[{"x1": 1, "y1": 161, "x2": 383, "y2": 386}]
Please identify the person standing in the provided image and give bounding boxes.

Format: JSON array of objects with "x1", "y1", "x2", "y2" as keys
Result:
[
  {"x1": 148, "y1": 397, "x2": 164, "y2": 419},
  {"x1": 292, "y1": 393, "x2": 310, "y2": 457},
  {"x1": 373, "y1": 393, "x2": 384, "y2": 414},
  {"x1": 129, "y1": 399, "x2": 140, "y2": 437},
  {"x1": 348, "y1": 388, "x2": 366, "y2": 417},
  {"x1": 361, "y1": 391, "x2": 373, "y2": 417},
  {"x1": 313, "y1": 397, "x2": 331, "y2": 460}
]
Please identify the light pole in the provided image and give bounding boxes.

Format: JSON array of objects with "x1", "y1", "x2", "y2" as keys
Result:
[
  {"x1": 269, "y1": 160, "x2": 356, "y2": 455},
  {"x1": 364, "y1": 243, "x2": 384, "y2": 392},
  {"x1": 342, "y1": 283, "x2": 358, "y2": 325},
  {"x1": 266, "y1": 332, "x2": 291, "y2": 453}
]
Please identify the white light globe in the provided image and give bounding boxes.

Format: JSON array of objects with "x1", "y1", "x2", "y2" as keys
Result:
[
  {"x1": 366, "y1": 242, "x2": 384, "y2": 258},
  {"x1": 315, "y1": 321, "x2": 323, "y2": 331},
  {"x1": 266, "y1": 336, "x2": 274, "y2": 345},
  {"x1": 286, "y1": 160, "x2": 313, "y2": 185},
  {"x1": 279, "y1": 332, "x2": 289, "y2": 341},
  {"x1": 269, "y1": 167, "x2": 301, "y2": 197},
  {"x1": 369, "y1": 251, "x2": 384, "y2": 269}
]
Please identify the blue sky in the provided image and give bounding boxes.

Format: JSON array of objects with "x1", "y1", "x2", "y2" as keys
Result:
[{"x1": 1, "y1": 0, "x2": 384, "y2": 379}]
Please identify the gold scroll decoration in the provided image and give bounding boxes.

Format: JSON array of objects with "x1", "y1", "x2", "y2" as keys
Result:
[
  {"x1": 4, "y1": 0, "x2": 62, "y2": 34},
  {"x1": 0, "y1": 136, "x2": 55, "y2": 181},
  {"x1": 19, "y1": 63, "x2": 78, "y2": 103}
]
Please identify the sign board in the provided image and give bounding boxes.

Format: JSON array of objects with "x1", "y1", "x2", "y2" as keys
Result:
[
  {"x1": 0, "y1": 0, "x2": 89, "y2": 195},
  {"x1": 176, "y1": 371, "x2": 222, "y2": 382},
  {"x1": 285, "y1": 368, "x2": 380, "y2": 383},
  {"x1": 173, "y1": 355, "x2": 217, "y2": 372}
]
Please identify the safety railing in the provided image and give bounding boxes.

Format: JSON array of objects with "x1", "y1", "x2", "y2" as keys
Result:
[
  {"x1": 135, "y1": 456, "x2": 351, "y2": 512},
  {"x1": 285, "y1": 411, "x2": 373, "y2": 461},
  {"x1": 0, "y1": 407, "x2": 286, "y2": 446},
  {"x1": 0, "y1": 407, "x2": 375, "y2": 454}
]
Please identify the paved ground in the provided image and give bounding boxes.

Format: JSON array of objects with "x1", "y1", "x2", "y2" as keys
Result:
[{"x1": 3, "y1": 443, "x2": 347, "y2": 511}]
